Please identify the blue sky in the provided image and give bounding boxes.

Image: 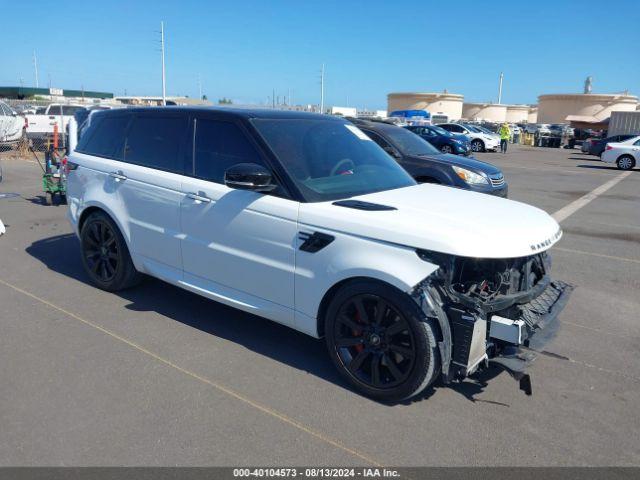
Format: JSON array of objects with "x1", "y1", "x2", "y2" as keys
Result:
[{"x1": 2, "y1": 0, "x2": 639, "y2": 109}]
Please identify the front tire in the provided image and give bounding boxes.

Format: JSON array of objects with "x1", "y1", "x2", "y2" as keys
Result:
[
  {"x1": 471, "y1": 139, "x2": 485, "y2": 152},
  {"x1": 325, "y1": 279, "x2": 440, "y2": 402},
  {"x1": 616, "y1": 155, "x2": 635, "y2": 170},
  {"x1": 441, "y1": 145, "x2": 453, "y2": 154},
  {"x1": 80, "y1": 211, "x2": 141, "y2": 291}
]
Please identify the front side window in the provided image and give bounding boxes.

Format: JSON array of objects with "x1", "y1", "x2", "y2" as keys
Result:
[
  {"x1": 252, "y1": 118, "x2": 415, "y2": 202},
  {"x1": 76, "y1": 113, "x2": 130, "y2": 159},
  {"x1": 634, "y1": 139, "x2": 640, "y2": 146},
  {"x1": 193, "y1": 119, "x2": 265, "y2": 183},
  {"x1": 124, "y1": 115, "x2": 189, "y2": 173}
]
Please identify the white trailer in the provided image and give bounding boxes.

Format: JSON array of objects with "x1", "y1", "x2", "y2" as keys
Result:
[{"x1": 608, "y1": 111, "x2": 640, "y2": 137}]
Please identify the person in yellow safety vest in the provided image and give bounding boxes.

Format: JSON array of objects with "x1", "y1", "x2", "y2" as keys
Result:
[{"x1": 498, "y1": 123, "x2": 511, "y2": 154}]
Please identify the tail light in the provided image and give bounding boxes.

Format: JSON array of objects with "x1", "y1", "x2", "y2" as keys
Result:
[
  {"x1": 606, "y1": 145, "x2": 613, "y2": 151},
  {"x1": 24, "y1": 117, "x2": 28, "y2": 130}
]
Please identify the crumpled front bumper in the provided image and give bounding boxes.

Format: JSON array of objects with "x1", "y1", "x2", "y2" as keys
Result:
[{"x1": 488, "y1": 280, "x2": 574, "y2": 394}]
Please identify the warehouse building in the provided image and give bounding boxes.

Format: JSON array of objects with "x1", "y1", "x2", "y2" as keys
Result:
[{"x1": 0, "y1": 86, "x2": 113, "y2": 101}]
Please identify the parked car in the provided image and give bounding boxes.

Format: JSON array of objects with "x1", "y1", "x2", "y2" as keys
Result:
[
  {"x1": 601, "y1": 136, "x2": 640, "y2": 170},
  {"x1": 404, "y1": 124, "x2": 472, "y2": 155},
  {"x1": 24, "y1": 104, "x2": 86, "y2": 143},
  {"x1": 0, "y1": 101, "x2": 26, "y2": 145},
  {"x1": 583, "y1": 134, "x2": 637, "y2": 156},
  {"x1": 437, "y1": 123, "x2": 501, "y2": 152},
  {"x1": 67, "y1": 107, "x2": 570, "y2": 402},
  {"x1": 355, "y1": 119, "x2": 507, "y2": 196}
]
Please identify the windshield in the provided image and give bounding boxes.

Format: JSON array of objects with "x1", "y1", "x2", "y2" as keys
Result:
[
  {"x1": 382, "y1": 126, "x2": 441, "y2": 156},
  {"x1": 430, "y1": 125, "x2": 453, "y2": 137},
  {"x1": 475, "y1": 126, "x2": 494, "y2": 134},
  {"x1": 463, "y1": 124, "x2": 482, "y2": 133},
  {"x1": 252, "y1": 118, "x2": 416, "y2": 202}
]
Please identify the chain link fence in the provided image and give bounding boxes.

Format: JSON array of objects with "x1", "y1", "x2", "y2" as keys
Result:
[{"x1": 0, "y1": 99, "x2": 79, "y2": 169}]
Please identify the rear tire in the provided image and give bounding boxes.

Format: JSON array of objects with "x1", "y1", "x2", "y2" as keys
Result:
[
  {"x1": 616, "y1": 155, "x2": 635, "y2": 170},
  {"x1": 80, "y1": 211, "x2": 141, "y2": 291},
  {"x1": 325, "y1": 279, "x2": 440, "y2": 402}
]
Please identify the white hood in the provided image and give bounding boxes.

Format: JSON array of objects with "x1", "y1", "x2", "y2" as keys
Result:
[{"x1": 299, "y1": 183, "x2": 562, "y2": 259}]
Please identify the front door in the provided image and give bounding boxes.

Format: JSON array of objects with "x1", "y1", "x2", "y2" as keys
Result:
[{"x1": 179, "y1": 117, "x2": 297, "y2": 326}]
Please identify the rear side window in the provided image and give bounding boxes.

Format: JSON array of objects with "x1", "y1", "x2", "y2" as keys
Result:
[
  {"x1": 77, "y1": 114, "x2": 130, "y2": 159},
  {"x1": 48, "y1": 105, "x2": 62, "y2": 116},
  {"x1": 124, "y1": 115, "x2": 189, "y2": 173},
  {"x1": 193, "y1": 119, "x2": 264, "y2": 183}
]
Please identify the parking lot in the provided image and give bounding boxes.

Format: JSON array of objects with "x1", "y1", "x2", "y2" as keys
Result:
[{"x1": 0, "y1": 144, "x2": 639, "y2": 466}]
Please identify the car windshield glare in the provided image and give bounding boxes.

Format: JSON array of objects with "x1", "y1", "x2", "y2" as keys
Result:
[
  {"x1": 251, "y1": 118, "x2": 416, "y2": 202},
  {"x1": 382, "y1": 126, "x2": 441, "y2": 156},
  {"x1": 431, "y1": 126, "x2": 452, "y2": 137}
]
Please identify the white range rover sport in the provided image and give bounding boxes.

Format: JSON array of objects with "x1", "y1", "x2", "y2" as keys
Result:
[{"x1": 66, "y1": 108, "x2": 572, "y2": 402}]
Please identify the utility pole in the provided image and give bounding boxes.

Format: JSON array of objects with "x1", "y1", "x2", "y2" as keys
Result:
[
  {"x1": 33, "y1": 50, "x2": 39, "y2": 88},
  {"x1": 498, "y1": 72, "x2": 504, "y2": 104},
  {"x1": 160, "y1": 21, "x2": 167, "y2": 106},
  {"x1": 320, "y1": 63, "x2": 325, "y2": 114},
  {"x1": 198, "y1": 73, "x2": 202, "y2": 100},
  {"x1": 272, "y1": 88, "x2": 275, "y2": 108}
]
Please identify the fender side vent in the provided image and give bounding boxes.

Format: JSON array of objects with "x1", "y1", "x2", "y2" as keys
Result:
[
  {"x1": 332, "y1": 200, "x2": 397, "y2": 211},
  {"x1": 299, "y1": 231, "x2": 335, "y2": 253}
]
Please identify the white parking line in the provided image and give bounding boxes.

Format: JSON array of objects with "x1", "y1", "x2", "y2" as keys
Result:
[
  {"x1": 554, "y1": 246, "x2": 640, "y2": 265},
  {"x1": 552, "y1": 171, "x2": 632, "y2": 223}
]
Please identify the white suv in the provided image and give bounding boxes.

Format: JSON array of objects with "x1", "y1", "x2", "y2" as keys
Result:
[
  {"x1": 66, "y1": 108, "x2": 571, "y2": 401},
  {"x1": 438, "y1": 123, "x2": 501, "y2": 152}
]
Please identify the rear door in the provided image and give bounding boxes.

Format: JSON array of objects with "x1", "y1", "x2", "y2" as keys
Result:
[
  {"x1": 115, "y1": 112, "x2": 190, "y2": 280},
  {"x1": 179, "y1": 115, "x2": 297, "y2": 326}
]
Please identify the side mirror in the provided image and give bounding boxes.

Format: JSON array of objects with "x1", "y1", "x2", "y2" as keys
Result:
[{"x1": 224, "y1": 163, "x2": 276, "y2": 192}]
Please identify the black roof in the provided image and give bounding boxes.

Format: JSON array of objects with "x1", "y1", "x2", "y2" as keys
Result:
[{"x1": 103, "y1": 106, "x2": 344, "y2": 121}]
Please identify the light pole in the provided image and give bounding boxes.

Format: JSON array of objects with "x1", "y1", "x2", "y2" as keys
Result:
[
  {"x1": 320, "y1": 63, "x2": 325, "y2": 114},
  {"x1": 161, "y1": 21, "x2": 167, "y2": 106}
]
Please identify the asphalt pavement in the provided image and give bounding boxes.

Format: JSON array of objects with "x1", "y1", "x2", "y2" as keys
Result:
[{"x1": 0, "y1": 145, "x2": 639, "y2": 466}]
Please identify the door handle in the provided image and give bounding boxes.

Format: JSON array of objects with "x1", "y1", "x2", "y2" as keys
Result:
[
  {"x1": 186, "y1": 192, "x2": 211, "y2": 203},
  {"x1": 108, "y1": 171, "x2": 127, "y2": 181}
]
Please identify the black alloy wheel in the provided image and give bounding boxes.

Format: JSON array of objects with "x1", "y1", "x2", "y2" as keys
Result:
[
  {"x1": 441, "y1": 145, "x2": 453, "y2": 154},
  {"x1": 325, "y1": 280, "x2": 440, "y2": 402},
  {"x1": 80, "y1": 211, "x2": 141, "y2": 291},
  {"x1": 83, "y1": 219, "x2": 119, "y2": 283},
  {"x1": 334, "y1": 294, "x2": 416, "y2": 389}
]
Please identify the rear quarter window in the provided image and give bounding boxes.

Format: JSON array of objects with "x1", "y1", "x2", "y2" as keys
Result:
[{"x1": 76, "y1": 113, "x2": 131, "y2": 160}]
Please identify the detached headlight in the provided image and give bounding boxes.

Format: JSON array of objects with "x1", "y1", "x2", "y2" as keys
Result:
[{"x1": 452, "y1": 166, "x2": 489, "y2": 185}]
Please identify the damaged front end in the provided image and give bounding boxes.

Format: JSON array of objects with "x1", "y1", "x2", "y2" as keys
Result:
[{"x1": 412, "y1": 249, "x2": 573, "y2": 395}]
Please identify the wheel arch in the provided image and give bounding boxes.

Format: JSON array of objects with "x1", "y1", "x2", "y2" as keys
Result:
[
  {"x1": 78, "y1": 203, "x2": 132, "y2": 251},
  {"x1": 315, "y1": 272, "x2": 434, "y2": 338}
]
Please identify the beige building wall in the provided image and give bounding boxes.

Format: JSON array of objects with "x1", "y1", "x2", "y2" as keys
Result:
[
  {"x1": 537, "y1": 93, "x2": 638, "y2": 123},
  {"x1": 462, "y1": 103, "x2": 507, "y2": 122},
  {"x1": 527, "y1": 107, "x2": 538, "y2": 123},
  {"x1": 505, "y1": 105, "x2": 530, "y2": 123},
  {"x1": 387, "y1": 92, "x2": 463, "y2": 120}
]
